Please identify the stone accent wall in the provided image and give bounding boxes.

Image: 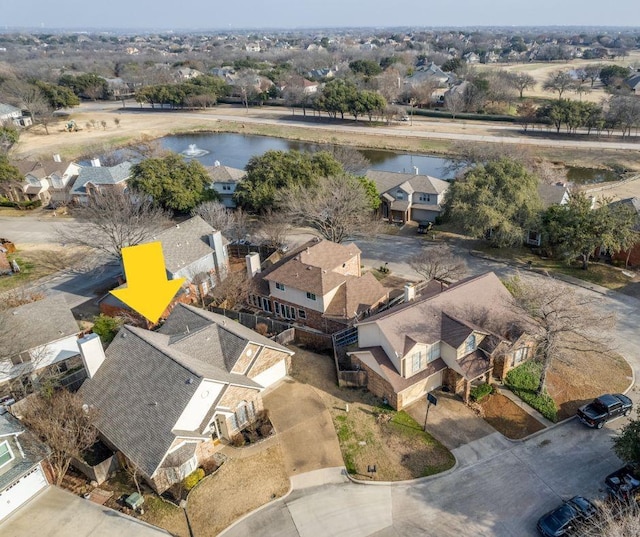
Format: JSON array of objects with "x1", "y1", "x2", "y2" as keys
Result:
[
  {"x1": 247, "y1": 347, "x2": 290, "y2": 378},
  {"x1": 218, "y1": 385, "x2": 263, "y2": 410},
  {"x1": 231, "y1": 343, "x2": 261, "y2": 375}
]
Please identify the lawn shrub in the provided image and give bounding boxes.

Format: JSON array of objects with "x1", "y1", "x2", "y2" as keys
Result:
[
  {"x1": 470, "y1": 383, "x2": 494, "y2": 402},
  {"x1": 183, "y1": 468, "x2": 205, "y2": 491},
  {"x1": 505, "y1": 361, "x2": 558, "y2": 422},
  {"x1": 231, "y1": 433, "x2": 245, "y2": 447}
]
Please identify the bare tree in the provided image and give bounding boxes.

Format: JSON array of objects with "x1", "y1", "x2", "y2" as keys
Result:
[
  {"x1": 576, "y1": 499, "x2": 640, "y2": 536},
  {"x1": 409, "y1": 246, "x2": 467, "y2": 283},
  {"x1": 192, "y1": 200, "x2": 236, "y2": 236},
  {"x1": 543, "y1": 70, "x2": 575, "y2": 99},
  {"x1": 20, "y1": 389, "x2": 99, "y2": 485},
  {"x1": 56, "y1": 189, "x2": 171, "y2": 260},
  {"x1": 506, "y1": 275, "x2": 615, "y2": 396},
  {"x1": 508, "y1": 72, "x2": 536, "y2": 99},
  {"x1": 278, "y1": 174, "x2": 377, "y2": 243},
  {"x1": 209, "y1": 269, "x2": 255, "y2": 310},
  {"x1": 322, "y1": 145, "x2": 370, "y2": 175},
  {"x1": 0, "y1": 79, "x2": 48, "y2": 123},
  {"x1": 257, "y1": 208, "x2": 291, "y2": 249},
  {"x1": 444, "y1": 90, "x2": 465, "y2": 119}
]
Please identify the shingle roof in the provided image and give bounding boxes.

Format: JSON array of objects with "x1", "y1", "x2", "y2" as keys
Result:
[
  {"x1": 538, "y1": 183, "x2": 569, "y2": 208},
  {"x1": 82, "y1": 303, "x2": 291, "y2": 477},
  {"x1": 0, "y1": 103, "x2": 21, "y2": 117},
  {"x1": 152, "y1": 216, "x2": 216, "y2": 275},
  {"x1": 261, "y1": 239, "x2": 362, "y2": 296},
  {"x1": 325, "y1": 272, "x2": 388, "y2": 319},
  {"x1": 5, "y1": 294, "x2": 80, "y2": 352},
  {"x1": 0, "y1": 414, "x2": 48, "y2": 492},
  {"x1": 70, "y1": 162, "x2": 132, "y2": 195},
  {"x1": 365, "y1": 170, "x2": 449, "y2": 197},
  {"x1": 358, "y1": 272, "x2": 513, "y2": 358},
  {"x1": 206, "y1": 165, "x2": 245, "y2": 183}
]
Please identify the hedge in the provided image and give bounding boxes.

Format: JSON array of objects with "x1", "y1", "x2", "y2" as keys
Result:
[
  {"x1": 470, "y1": 383, "x2": 494, "y2": 402},
  {"x1": 183, "y1": 468, "x2": 205, "y2": 491},
  {"x1": 0, "y1": 198, "x2": 42, "y2": 210},
  {"x1": 505, "y1": 361, "x2": 558, "y2": 422}
]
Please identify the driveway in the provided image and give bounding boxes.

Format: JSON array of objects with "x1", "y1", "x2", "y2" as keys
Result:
[
  {"x1": 0, "y1": 486, "x2": 170, "y2": 537},
  {"x1": 263, "y1": 379, "x2": 344, "y2": 476}
]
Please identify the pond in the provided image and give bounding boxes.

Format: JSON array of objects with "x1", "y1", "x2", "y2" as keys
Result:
[{"x1": 159, "y1": 133, "x2": 620, "y2": 184}]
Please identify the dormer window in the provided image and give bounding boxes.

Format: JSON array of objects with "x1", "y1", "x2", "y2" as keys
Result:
[
  {"x1": 395, "y1": 189, "x2": 404, "y2": 200},
  {"x1": 418, "y1": 194, "x2": 431, "y2": 203},
  {"x1": 306, "y1": 292, "x2": 316, "y2": 301},
  {"x1": 465, "y1": 334, "x2": 476, "y2": 353}
]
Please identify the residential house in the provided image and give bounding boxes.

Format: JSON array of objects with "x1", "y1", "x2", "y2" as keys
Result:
[
  {"x1": 0, "y1": 103, "x2": 31, "y2": 127},
  {"x1": 625, "y1": 73, "x2": 640, "y2": 95},
  {"x1": 69, "y1": 161, "x2": 132, "y2": 204},
  {"x1": 249, "y1": 238, "x2": 389, "y2": 333},
  {"x1": 175, "y1": 67, "x2": 203, "y2": 81},
  {"x1": 0, "y1": 295, "x2": 82, "y2": 401},
  {"x1": 365, "y1": 170, "x2": 450, "y2": 225},
  {"x1": 7, "y1": 158, "x2": 80, "y2": 205},
  {"x1": 206, "y1": 162, "x2": 245, "y2": 209},
  {"x1": 80, "y1": 304, "x2": 294, "y2": 492},
  {"x1": 404, "y1": 62, "x2": 451, "y2": 88},
  {"x1": 99, "y1": 216, "x2": 229, "y2": 322},
  {"x1": 245, "y1": 43, "x2": 261, "y2": 52},
  {"x1": 463, "y1": 52, "x2": 481, "y2": 64},
  {"x1": 0, "y1": 413, "x2": 50, "y2": 521},
  {"x1": 301, "y1": 79, "x2": 319, "y2": 95},
  {"x1": 525, "y1": 183, "x2": 571, "y2": 247},
  {"x1": 348, "y1": 272, "x2": 534, "y2": 409}
]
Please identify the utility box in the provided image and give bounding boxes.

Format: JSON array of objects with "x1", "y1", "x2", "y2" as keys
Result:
[{"x1": 125, "y1": 492, "x2": 144, "y2": 510}]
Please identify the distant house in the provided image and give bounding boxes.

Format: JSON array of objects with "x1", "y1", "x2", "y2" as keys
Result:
[
  {"x1": 0, "y1": 413, "x2": 50, "y2": 521},
  {"x1": 69, "y1": 161, "x2": 132, "y2": 204},
  {"x1": 404, "y1": 62, "x2": 451, "y2": 87},
  {"x1": 365, "y1": 170, "x2": 450, "y2": 225},
  {"x1": 175, "y1": 67, "x2": 203, "y2": 81},
  {"x1": 525, "y1": 183, "x2": 571, "y2": 247},
  {"x1": 99, "y1": 216, "x2": 229, "y2": 322},
  {"x1": 0, "y1": 103, "x2": 31, "y2": 127},
  {"x1": 206, "y1": 162, "x2": 246, "y2": 209},
  {"x1": 80, "y1": 304, "x2": 294, "y2": 492},
  {"x1": 348, "y1": 272, "x2": 535, "y2": 409},
  {"x1": 463, "y1": 52, "x2": 481, "y2": 64},
  {"x1": 7, "y1": 158, "x2": 80, "y2": 205},
  {"x1": 245, "y1": 43, "x2": 261, "y2": 52},
  {"x1": 625, "y1": 73, "x2": 640, "y2": 95},
  {"x1": 249, "y1": 238, "x2": 389, "y2": 333},
  {"x1": 0, "y1": 295, "x2": 82, "y2": 401}
]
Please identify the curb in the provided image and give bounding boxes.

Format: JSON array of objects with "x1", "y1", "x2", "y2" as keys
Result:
[{"x1": 345, "y1": 457, "x2": 459, "y2": 487}]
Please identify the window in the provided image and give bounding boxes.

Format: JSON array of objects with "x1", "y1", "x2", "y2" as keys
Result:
[
  {"x1": 261, "y1": 297, "x2": 272, "y2": 313},
  {"x1": 281, "y1": 304, "x2": 297, "y2": 320},
  {"x1": 236, "y1": 404, "x2": 248, "y2": 426},
  {"x1": 298, "y1": 309, "x2": 307, "y2": 319},
  {"x1": 418, "y1": 193, "x2": 431, "y2": 203},
  {"x1": 10, "y1": 352, "x2": 31, "y2": 366},
  {"x1": 465, "y1": 334, "x2": 476, "y2": 353},
  {"x1": 222, "y1": 184, "x2": 231, "y2": 191},
  {"x1": 512, "y1": 346, "x2": 529, "y2": 366},
  {"x1": 427, "y1": 342, "x2": 440, "y2": 363},
  {"x1": 412, "y1": 351, "x2": 423, "y2": 373},
  {"x1": 0, "y1": 441, "x2": 14, "y2": 469},
  {"x1": 274, "y1": 302, "x2": 280, "y2": 315},
  {"x1": 306, "y1": 292, "x2": 316, "y2": 301},
  {"x1": 395, "y1": 189, "x2": 404, "y2": 200},
  {"x1": 275, "y1": 282, "x2": 285, "y2": 291}
]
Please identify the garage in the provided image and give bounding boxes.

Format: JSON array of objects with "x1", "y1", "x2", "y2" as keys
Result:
[
  {"x1": 0, "y1": 465, "x2": 48, "y2": 521},
  {"x1": 399, "y1": 370, "x2": 444, "y2": 409},
  {"x1": 252, "y1": 359, "x2": 287, "y2": 388},
  {"x1": 410, "y1": 208, "x2": 440, "y2": 223}
]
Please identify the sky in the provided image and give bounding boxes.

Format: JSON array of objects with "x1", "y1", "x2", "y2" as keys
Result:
[{"x1": 2, "y1": 0, "x2": 640, "y2": 30}]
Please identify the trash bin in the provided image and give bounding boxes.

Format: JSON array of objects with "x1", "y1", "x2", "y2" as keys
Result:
[{"x1": 125, "y1": 492, "x2": 144, "y2": 510}]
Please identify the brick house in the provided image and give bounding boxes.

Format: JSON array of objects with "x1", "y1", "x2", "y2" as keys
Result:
[
  {"x1": 348, "y1": 272, "x2": 535, "y2": 409},
  {"x1": 249, "y1": 238, "x2": 389, "y2": 333},
  {"x1": 365, "y1": 170, "x2": 450, "y2": 225},
  {"x1": 80, "y1": 303, "x2": 294, "y2": 493}
]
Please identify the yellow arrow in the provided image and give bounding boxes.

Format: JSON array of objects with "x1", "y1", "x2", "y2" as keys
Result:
[{"x1": 110, "y1": 242, "x2": 185, "y2": 324}]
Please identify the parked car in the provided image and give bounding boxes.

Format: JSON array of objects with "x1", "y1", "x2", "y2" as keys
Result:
[
  {"x1": 417, "y1": 221, "x2": 433, "y2": 234},
  {"x1": 605, "y1": 465, "x2": 640, "y2": 502},
  {"x1": 536, "y1": 496, "x2": 596, "y2": 536},
  {"x1": 577, "y1": 393, "x2": 633, "y2": 429}
]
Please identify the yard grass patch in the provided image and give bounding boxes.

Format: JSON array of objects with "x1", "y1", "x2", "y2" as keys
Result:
[{"x1": 505, "y1": 361, "x2": 558, "y2": 422}]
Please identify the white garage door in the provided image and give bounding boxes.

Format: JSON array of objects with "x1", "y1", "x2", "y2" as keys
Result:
[
  {"x1": 425, "y1": 370, "x2": 443, "y2": 394},
  {"x1": 0, "y1": 465, "x2": 48, "y2": 521},
  {"x1": 253, "y1": 359, "x2": 287, "y2": 388}
]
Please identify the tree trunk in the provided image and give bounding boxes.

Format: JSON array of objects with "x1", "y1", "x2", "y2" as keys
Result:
[
  {"x1": 536, "y1": 355, "x2": 552, "y2": 396},
  {"x1": 581, "y1": 252, "x2": 590, "y2": 270}
]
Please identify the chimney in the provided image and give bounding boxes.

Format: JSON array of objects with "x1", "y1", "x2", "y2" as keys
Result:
[
  {"x1": 404, "y1": 283, "x2": 416, "y2": 302},
  {"x1": 413, "y1": 166, "x2": 419, "y2": 175},
  {"x1": 246, "y1": 252, "x2": 261, "y2": 278},
  {"x1": 214, "y1": 160, "x2": 221, "y2": 167},
  {"x1": 209, "y1": 231, "x2": 228, "y2": 280},
  {"x1": 78, "y1": 333, "x2": 106, "y2": 379},
  {"x1": 90, "y1": 158, "x2": 101, "y2": 167},
  {"x1": 53, "y1": 154, "x2": 61, "y2": 163}
]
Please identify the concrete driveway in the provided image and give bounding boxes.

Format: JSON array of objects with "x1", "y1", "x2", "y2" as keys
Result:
[
  {"x1": 263, "y1": 379, "x2": 344, "y2": 476},
  {"x1": 0, "y1": 486, "x2": 170, "y2": 537}
]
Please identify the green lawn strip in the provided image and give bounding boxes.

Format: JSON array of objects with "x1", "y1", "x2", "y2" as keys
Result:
[
  {"x1": 0, "y1": 255, "x2": 38, "y2": 292},
  {"x1": 505, "y1": 362, "x2": 558, "y2": 422}
]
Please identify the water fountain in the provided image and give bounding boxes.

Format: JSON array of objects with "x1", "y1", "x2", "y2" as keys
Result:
[{"x1": 181, "y1": 143, "x2": 209, "y2": 158}]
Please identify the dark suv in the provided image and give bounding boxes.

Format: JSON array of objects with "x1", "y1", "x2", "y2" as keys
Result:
[{"x1": 536, "y1": 496, "x2": 596, "y2": 536}]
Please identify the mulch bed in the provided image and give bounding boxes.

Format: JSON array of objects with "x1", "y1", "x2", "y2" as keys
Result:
[{"x1": 478, "y1": 393, "x2": 546, "y2": 440}]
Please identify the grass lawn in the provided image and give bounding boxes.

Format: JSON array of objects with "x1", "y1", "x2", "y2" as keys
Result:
[
  {"x1": 290, "y1": 346, "x2": 454, "y2": 481},
  {"x1": 187, "y1": 446, "x2": 289, "y2": 537}
]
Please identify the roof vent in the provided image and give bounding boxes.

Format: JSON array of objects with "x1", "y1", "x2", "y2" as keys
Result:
[
  {"x1": 176, "y1": 224, "x2": 180, "y2": 229},
  {"x1": 186, "y1": 378, "x2": 194, "y2": 385}
]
